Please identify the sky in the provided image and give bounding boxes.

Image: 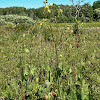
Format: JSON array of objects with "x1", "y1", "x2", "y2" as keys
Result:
[{"x1": 0, "y1": 0, "x2": 98, "y2": 9}]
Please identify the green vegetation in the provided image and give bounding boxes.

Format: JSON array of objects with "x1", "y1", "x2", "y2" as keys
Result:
[
  {"x1": 0, "y1": 19, "x2": 100, "y2": 100},
  {"x1": 0, "y1": 0, "x2": 100, "y2": 22},
  {"x1": 0, "y1": 15, "x2": 35, "y2": 32},
  {"x1": 0, "y1": 0, "x2": 100, "y2": 100}
]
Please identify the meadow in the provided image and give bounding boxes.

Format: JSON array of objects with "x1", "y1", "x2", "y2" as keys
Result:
[{"x1": 0, "y1": 17, "x2": 100, "y2": 100}]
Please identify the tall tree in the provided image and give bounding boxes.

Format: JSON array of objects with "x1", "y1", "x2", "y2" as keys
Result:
[
  {"x1": 93, "y1": 0, "x2": 100, "y2": 10},
  {"x1": 81, "y1": 3, "x2": 93, "y2": 21}
]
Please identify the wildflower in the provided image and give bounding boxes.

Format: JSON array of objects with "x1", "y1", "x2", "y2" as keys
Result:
[
  {"x1": 44, "y1": 5, "x2": 49, "y2": 9},
  {"x1": 44, "y1": 48, "x2": 46, "y2": 51},
  {"x1": 48, "y1": 9, "x2": 51, "y2": 13},
  {"x1": 71, "y1": 30, "x2": 73, "y2": 33},
  {"x1": 59, "y1": 54, "x2": 62, "y2": 57},
  {"x1": 40, "y1": 23, "x2": 42, "y2": 26},
  {"x1": 43, "y1": 18, "x2": 47, "y2": 22},
  {"x1": 67, "y1": 27, "x2": 70, "y2": 30},
  {"x1": 49, "y1": 3, "x2": 53, "y2": 7},
  {"x1": 53, "y1": 2, "x2": 55, "y2": 5},
  {"x1": 58, "y1": 6, "x2": 60, "y2": 9},
  {"x1": 60, "y1": 9, "x2": 63, "y2": 13}
]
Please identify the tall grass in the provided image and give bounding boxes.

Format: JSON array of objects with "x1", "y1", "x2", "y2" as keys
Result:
[{"x1": 0, "y1": 0, "x2": 100, "y2": 99}]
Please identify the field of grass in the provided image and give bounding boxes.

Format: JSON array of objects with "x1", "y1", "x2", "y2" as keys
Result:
[
  {"x1": 50, "y1": 22, "x2": 100, "y2": 27},
  {"x1": 0, "y1": 22, "x2": 100, "y2": 100}
]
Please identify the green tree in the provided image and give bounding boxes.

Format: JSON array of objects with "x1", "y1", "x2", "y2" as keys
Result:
[
  {"x1": 81, "y1": 3, "x2": 93, "y2": 22},
  {"x1": 93, "y1": 8, "x2": 100, "y2": 21},
  {"x1": 93, "y1": 0, "x2": 100, "y2": 10}
]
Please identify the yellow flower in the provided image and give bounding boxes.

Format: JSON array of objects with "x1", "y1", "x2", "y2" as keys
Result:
[
  {"x1": 60, "y1": 9, "x2": 63, "y2": 13},
  {"x1": 58, "y1": 6, "x2": 60, "y2": 9},
  {"x1": 53, "y1": 2, "x2": 55, "y2": 5},
  {"x1": 44, "y1": 5, "x2": 49, "y2": 9},
  {"x1": 43, "y1": 18, "x2": 47, "y2": 22},
  {"x1": 40, "y1": 23, "x2": 42, "y2": 26},
  {"x1": 44, "y1": 48, "x2": 46, "y2": 51},
  {"x1": 49, "y1": 3, "x2": 53, "y2": 7},
  {"x1": 71, "y1": 30, "x2": 73, "y2": 33},
  {"x1": 59, "y1": 54, "x2": 62, "y2": 57},
  {"x1": 67, "y1": 27, "x2": 70, "y2": 30},
  {"x1": 48, "y1": 9, "x2": 51, "y2": 13}
]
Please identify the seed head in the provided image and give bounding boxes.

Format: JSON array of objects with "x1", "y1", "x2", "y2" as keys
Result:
[
  {"x1": 43, "y1": 1, "x2": 45, "y2": 3},
  {"x1": 46, "y1": 0, "x2": 48, "y2": 3}
]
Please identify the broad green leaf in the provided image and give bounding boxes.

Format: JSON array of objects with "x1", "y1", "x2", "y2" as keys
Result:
[{"x1": 33, "y1": 81, "x2": 37, "y2": 93}]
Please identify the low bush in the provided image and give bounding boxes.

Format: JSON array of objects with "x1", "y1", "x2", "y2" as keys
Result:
[{"x1": 0, "y1": 15, "x2": 34, "y2": 31}]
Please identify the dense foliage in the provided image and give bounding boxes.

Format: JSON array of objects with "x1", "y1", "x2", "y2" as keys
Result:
[
  {"x1": 0, "y1": 20, "x2": 100, "y2": 99},
  {"x1": 0, "y1": 15, "x2": 35, "y2": 31},
  {"x1": 0, "y1": 0, "x2": 100, "y2": 22},
  {"x1": 93, "y1": 0, "x2": 100, "y2": 10}
]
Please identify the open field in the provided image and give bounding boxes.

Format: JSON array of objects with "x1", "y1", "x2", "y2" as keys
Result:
[
  {"x1": 0, "y1": 22, "x2": 100, "y2": 100},
  {"x1": 50, "y1": 22, "x2": 100, "y2": 27}
]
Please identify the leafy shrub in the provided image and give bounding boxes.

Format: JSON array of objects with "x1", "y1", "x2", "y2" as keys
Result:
[
  {"x1": 68, "y1": 16, "x2": 76, "y2": 23},
  {"x1": 56, "y1": 15, "x2": 68, "y2": 23},
  {"x1": 0, "y1": 15, "x2": 35, "y2": 30},
  {"x1": 49, "y1": 18, "x2": 56, "y2": 23},
  {"x1": 56, "y1": 15, "x2": 76, "y2": 23},
  {"x1": 93, "y1": 8, "x2": 100, "y2": 21},
  {"x1": 80, "y1": 17, "x2": 92, "y2": 22},
  {"x1": 0, "y1": 15, "x2": 34, "y2": 24}
]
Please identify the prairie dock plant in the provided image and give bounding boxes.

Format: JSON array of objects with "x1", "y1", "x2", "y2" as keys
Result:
[{"x1": 0, "y1": 0, "x2": 100, "y2": 100}]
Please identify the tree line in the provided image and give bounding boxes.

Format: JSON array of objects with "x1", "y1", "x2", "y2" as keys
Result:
[{"x1": 0, "y1": 0, "x2": 100, "y2": 22}]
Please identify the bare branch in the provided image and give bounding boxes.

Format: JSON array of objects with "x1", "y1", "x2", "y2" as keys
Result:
[{"x1": 70, "y1": 0, "x2": 85, "y2": 19}]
